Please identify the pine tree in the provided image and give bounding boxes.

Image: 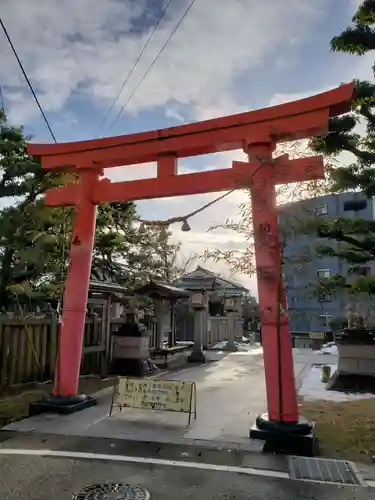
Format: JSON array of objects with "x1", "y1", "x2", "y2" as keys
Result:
[
  {"x1": 0, "y1": 111, "x2": 181, "y2": 309},
  {"x1": 0, "y1": 110, "x2": 69, "y2": 309},
  {"x1": 93, "y1": 204, "x2": 181, "y2": 289},
  {"x1": 308, "y1": 0, "x2": 375, "y2": 296}
]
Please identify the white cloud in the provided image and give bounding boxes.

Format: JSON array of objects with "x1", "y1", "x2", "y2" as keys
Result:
[
  {"x1": 269, "y1": 89, "x2": 327, "y2": 108},
  {"x1": 165, "y1": 106, "x2": 185, "y2": 123},
  {"x1": 0, "y1": 0, "x2": 327, "y2": 126},
  {"x1": 104, "y1": 162, "x2": 157, "y2": 182},
  {"x1": 351, "y1": 0, "x2": 363, "y2": 10},
  {"x1": 3, "y1": 91, "x2": 38, "y2": 124}
]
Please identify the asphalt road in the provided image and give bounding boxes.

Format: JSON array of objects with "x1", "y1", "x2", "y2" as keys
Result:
[
  {"x1": 1, "y1": 348, "x2": 372, "y2": 499},
  {"x1": 0, "y1": 453, "x2": 373, "y2": 500}
]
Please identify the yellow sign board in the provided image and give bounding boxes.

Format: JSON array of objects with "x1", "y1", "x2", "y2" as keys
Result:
[
  {"x1": 110, "y1": 377, "x2": 196, "y2": 424},
  {"x1": 309, "y1": 331, "x2": 325, "y2": 340}
]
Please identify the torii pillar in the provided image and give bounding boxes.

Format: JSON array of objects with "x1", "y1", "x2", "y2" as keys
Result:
[{"x1": 238, "y1": 138, "x2": 315, "y2": 453}]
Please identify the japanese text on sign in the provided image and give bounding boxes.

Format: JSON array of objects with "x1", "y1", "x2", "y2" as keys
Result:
[{"x1": 115, "y1": 377, "x2": 194, "y2": 414}]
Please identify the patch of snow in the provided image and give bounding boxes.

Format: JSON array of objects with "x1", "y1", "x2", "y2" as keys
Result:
[
  {"x1": 211, "y1": 341, "x2": 260, "y2": 353},
  {"x1": 232, "y1": 346, "x2": 263, "y2": 356},
  {"x1": 293, "y1": 348, "x2": 313, "y2": 355},
  {"x1": 319, "y1": 342, "x2": 338, "y2": 355},
  {"x1": 211, "y1": 341, "x2": 228, "y2": 350},
  {"x1": 299, "y1": 365, "x2": 375, "y2": 402}
]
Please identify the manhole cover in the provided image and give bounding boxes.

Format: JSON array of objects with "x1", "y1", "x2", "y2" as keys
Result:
[
  {"x1": 289, "y1": 456, "x2": 364, "y2": 486},
  {"x1": 72, "y1": 483, "x2": 150, "y2": 500}
]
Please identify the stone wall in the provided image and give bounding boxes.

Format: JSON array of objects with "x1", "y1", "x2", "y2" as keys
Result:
[{"x1": 337, "y1": 344, "x2": 375, "y2": 376}]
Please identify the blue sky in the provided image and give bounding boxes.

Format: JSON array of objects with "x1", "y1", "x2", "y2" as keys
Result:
[{"x1": 0, "y1": 0, "x2": 371, "y2": 293}]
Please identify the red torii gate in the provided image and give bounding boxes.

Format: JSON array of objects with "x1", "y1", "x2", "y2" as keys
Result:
[{"x1": 28, "y1": 83, "x2": 354, "y2": 449}]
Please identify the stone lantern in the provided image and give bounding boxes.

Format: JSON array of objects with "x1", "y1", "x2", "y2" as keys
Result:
[
  {"x1": 223, "y1": 296, "x2": 241, "y2": 351},
  {"x1": 188, "y1": 291, "x2": 208, "y2": 363}
]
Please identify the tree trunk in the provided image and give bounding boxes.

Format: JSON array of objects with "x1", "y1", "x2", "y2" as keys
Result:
[{"x1": 0, "y1": 247, "x2": 14, "y2": 311}]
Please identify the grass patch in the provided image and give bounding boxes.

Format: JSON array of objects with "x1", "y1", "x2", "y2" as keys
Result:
[
  {"x1": 300, "y1": 398, "x2": 375, "y2": 463},
  {"x1": 0, "y1": 376, "x2": 116, "y2": 428},
  {"x1": 0, "y1": 389, "x2": 46, "y2": 427}
]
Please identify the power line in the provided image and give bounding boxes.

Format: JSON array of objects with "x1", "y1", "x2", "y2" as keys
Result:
[
  {"x1": 0, "y1": 18, "x2": 67, "y2": 324},
  {"x1": 108, "y1": 0, "x2": 198, "y2": 131},
  {"x1": 98, "y1": 0, "x2": 175, "y2": 134},
  {"x1": 0, "y1": 85, "x2": 4, "y2": 115},
  {"x1": 0, "y1": 16, "x2": 57, "y2": 143}
]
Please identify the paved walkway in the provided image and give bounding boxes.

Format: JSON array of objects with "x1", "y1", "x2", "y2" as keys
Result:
[
  {"x1": 2, "y1": 347, "x2": 337, "y2": 448},
  {"x1": 3, "y1": 349, "x2": 267, "y2": 447}
]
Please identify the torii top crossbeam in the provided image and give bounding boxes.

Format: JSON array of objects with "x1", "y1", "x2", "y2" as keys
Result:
[
  {"x1": 28, "y1": 83, "x2": 354, "y2": 172},
  {"x1": 27, "y1": 82, "x2": 355, "y2": 429}
]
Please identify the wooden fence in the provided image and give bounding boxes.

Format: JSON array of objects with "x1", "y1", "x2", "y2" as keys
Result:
[
  {"x1": 0, "y1": 316, "x2": 58, "y2": 392},
  {"x1": 205, "y1": 316, "x2": 243, "y2": 347},
  {"x1": 0, "y1": 314, "x2": 159, "y2": 394}
]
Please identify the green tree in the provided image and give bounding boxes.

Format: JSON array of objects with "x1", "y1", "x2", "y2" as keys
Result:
[
  {"x1": 0, "y1": 110, "x2": 69, "y2": 309},
  {"x1": 93, "y1": 207, "x2": 182, "y2": 289},
  {"x1": 308, "y1": 0, "x2": 375, "y2": 296},
  {"x1": 204, "y1": 139, "x2": 328, "y2": 276},
  {"x1": 0, "y1": 111, "x2": 182, "y2": 309}
]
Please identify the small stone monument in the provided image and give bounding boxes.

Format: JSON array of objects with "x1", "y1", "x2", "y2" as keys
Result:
[
  {"x1": 344, "y1": 304, "x2": 370, "y2": 342},
  {"x1": 347, "y1": 305, "x2": 365, "y2": 330},
  {"x1": 328, "y1": 304, "x2": 375, "y2": 393},
  {"x1": 110, "y1": 308, "x2": 157, "y2": 377}
]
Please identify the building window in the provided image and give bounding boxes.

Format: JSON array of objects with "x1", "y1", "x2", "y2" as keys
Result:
[
  {"x1": 314, "y1": 204, "x2": 328, "y2": 216},
  {"x1": 318, "y1": 314, "x2": 331, "y2": 327},
  {"x1": 284, "y1": 275, "x2": 294, "y2": 288},
  {"x1": 318, "y1": 293, "x2": 332, "y2": 302},
  {"x1": 343, "y1": 199, "x2": 367, "y2": 212},
  {"x1": 348, "y1": 266, "x2": 371, "y2": 276},
  {"x1": 317, "y1": 269, "x2": 331, "y2": 279}
]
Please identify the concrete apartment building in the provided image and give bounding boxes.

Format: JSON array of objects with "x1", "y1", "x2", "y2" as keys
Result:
[{"x1": 280, "y1": 191, "x2": 375, "y2": 333}]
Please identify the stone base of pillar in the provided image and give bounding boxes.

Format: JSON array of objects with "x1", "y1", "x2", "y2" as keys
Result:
[
  {"x1": 29, "y1": 394, "x2": 97, "y2": 417},
  {"x1": 221, "y1": 341, "x2": 238, "y2": 352},
  {"x1": 249, "y1": 413, "x2": 316, "y2": 457},
  {"x1": 187, "y1": 350, "x2": 206, "y2": 363}
]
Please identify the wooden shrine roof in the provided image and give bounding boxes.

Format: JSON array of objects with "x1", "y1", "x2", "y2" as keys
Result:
[{"x1": 134, "y1": 280, "x2": 191, "y2": 300}]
